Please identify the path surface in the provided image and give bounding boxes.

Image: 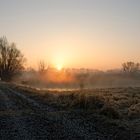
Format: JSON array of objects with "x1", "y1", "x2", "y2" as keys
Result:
[{"x1": 0, "y1": 83, "x2": 106, "y2": 140}]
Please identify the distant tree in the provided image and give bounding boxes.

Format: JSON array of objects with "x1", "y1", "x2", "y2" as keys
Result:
[
  {"x1": 0, "y1": 37, "x2": 25, "y2": 81},
  {"x1": 122, "y1": 62, "x2": 140, "y2": 73},
  {"x1": 38, "y1": 60, "x2": 47, "y2": 74}
]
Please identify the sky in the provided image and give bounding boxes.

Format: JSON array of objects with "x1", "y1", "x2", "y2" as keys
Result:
[{"x1": 0, "y1": 0, "x2": 140, "y2": 70}]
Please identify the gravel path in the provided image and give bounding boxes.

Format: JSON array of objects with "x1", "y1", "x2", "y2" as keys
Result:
[{"x1": 0, "y1": 83, "x2": 112, "y2": 140}]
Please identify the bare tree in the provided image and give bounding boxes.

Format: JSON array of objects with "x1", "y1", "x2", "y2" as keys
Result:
[
  {"x1": 38, "y1": 60, "x2": 47, "y2": 74},
  {"x1": 122, "y1": 62, "x2": 140, "y2": 73},
  {"x1": 0, "y1": 37, "x2": 25, "y2": 81}
]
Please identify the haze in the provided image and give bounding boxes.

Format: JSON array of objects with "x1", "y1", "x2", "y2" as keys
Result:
[{"x1": 0, "y1": 0, "x2": 140, "y2": 70}]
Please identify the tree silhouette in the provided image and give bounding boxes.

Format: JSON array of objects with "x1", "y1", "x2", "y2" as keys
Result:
[
  {"x1": 122, "y1": 62, "x2": 140, "y2": 73},
  {"x1": 0, "y1": 37, "x2": 25, "y2": 81},
  {"x1": 38, "y1": 60, "x2": 47, "y2": 74}
]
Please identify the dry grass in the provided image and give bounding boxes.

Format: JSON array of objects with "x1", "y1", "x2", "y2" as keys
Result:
[
  {"x1": 14, "y1": 85, "x2": 140, "y2": 120},
  {"x1": 10, "y1": 84, "x2": 140, "y2": 139}
]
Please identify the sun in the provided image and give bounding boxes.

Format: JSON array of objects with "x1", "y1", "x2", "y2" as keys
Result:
[
  {"x1": 53, "y1": 55, "x2": 64, "y2": 71},
  {"x1": 56, "y1": 64, "x2": 63, "y2": 71}
]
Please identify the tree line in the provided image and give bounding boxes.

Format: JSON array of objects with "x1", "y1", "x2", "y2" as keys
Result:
[{"x1": 0, "y1": 36, "x2": 140, "y2": 81}]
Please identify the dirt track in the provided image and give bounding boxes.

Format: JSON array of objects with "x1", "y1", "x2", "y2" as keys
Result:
[{"x1": 0, "y1": 83, "x2": 106, "y2": 140}]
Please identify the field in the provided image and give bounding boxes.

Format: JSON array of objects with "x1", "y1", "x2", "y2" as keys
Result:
[
  {"x1": 16, "y1": 84, "x2": 140, "y2": 119},
  {"x1": 0, "y1": 82, "x2": 140, "y2": 139}
]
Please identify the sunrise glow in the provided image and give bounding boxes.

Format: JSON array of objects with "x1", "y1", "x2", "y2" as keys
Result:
[
  {"x1": 0, "y1": 0, "x2": 139, "y2": 70},
  {"x1": 56, "y1": 64, "x2": 63, "y2": 71}
]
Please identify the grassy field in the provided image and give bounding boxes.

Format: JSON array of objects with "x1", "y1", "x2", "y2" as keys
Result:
[
  {"x1": 11, "y1": 84, "x2": 140, "y2": 139},
  {"x1": 14, "y1": 85, "x2": 140, "y2": 119}
]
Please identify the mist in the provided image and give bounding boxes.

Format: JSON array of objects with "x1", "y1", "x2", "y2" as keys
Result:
[{"x1": 14, "y1": 67, "x2": 140, "y2": 90}]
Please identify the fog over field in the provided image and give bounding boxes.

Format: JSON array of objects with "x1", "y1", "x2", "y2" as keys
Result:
[{"x1": 15, "y1": 66, "x2": 140, "y2": 90}]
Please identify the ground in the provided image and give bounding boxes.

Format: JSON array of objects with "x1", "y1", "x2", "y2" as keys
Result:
[{"x1": 0, "y1": 82, "x2": 140, "y2": 140}]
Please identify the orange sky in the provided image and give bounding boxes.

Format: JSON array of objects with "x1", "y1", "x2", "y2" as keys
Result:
[{"x1": 0, "y1": 0, "x2": 140, "y2": 70}]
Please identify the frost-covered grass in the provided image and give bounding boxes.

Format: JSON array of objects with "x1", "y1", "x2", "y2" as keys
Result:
[{"x1": 14, "y1": 84, "x2": 140, "y2": 120}]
